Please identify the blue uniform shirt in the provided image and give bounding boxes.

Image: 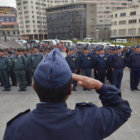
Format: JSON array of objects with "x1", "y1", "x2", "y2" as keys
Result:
[
  {"x1": 3, "y1": 85, "x2": 131, "y2": 140},
  {"x1": 65, "y1": 55, "x2": 78, "y2": 71},
  {"x1": 80, "y1": 53, "x2": 94, "y2": 69},
  {"x1": 128, "y1": 52, "x2": 140, "y2": 68},
  {"x1": 94, "y1": 55, "x2": 109, "y2": 70},
  {"x1": 110, "y1": 54, "x2": 126, "y2": 69}
]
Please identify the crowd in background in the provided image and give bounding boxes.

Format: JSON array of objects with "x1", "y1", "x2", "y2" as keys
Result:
[{"x1": 0, "y1": 43, "x2": 140, "y2": 93}]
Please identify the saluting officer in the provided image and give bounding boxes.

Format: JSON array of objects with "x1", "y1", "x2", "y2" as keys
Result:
[
  {"x1": 3, "y1": 49, "x2": 131, "y2": 140},
  {"x1": 12, "y1": 49, "x2": 27, "y2": 91},
  {"x1": 65, "y1": 47, "x2": 78, "y2": 91},
  {"x1": 0, "y1": 49, "x2": 11, "y2": 91}
]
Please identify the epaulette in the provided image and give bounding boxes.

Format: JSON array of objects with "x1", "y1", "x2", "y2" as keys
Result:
[
  {"x1": 76, "y1": 102, "x2": 95, "y2": 107},
  {"x1": 7, "y1": 109, "x2": 30, "y2": 125}
]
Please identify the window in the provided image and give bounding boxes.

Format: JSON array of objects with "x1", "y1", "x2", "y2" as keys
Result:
[
  {"x1": 118, "y1": 29, "x2": 126, "y2": 35},
  {"x1": 114, "y1": 21, "x2": 117, "y2": 25},
  {"x1": 120, "y1": 13, "x2": 126, "y2": 17},
  {"x1": 24, "y1": 11, "x2": 29, "y2": 14},
  {"x1": 25, "y1": 20, "x2": 30, "y2": 23},
  {"x1": 130, "y1": 11, "x2": 136, "y2": 16},
  {"x1": 115, "y1": 14, "x2": 117, "y2": 17},
  {"x1": 26, "y1": 25, "x2": 30, "y2": 28},
  {"x1": 138, "y1": 28, "x2": 140, "y2": 34},
  {"x1": 23, "y1": 1, "x2": 28, "y2": 4},
  {"x1": 128, "y1": 28, "x2": 136, "y2": 34},
  {"x1": 119, "y1": 20, "x2": 126, "y2": 25},
  {"x1": 26, "y1": 30, "x2": 31, "y2": 33},
  {"x1": 129, "y1": 19, "x2": 137, "y2": 24},
  {"x1": 113, "y1": 30, "x2": 117, "y2": 36}
]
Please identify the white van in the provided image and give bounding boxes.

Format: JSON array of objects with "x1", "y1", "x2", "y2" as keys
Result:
[{"x1": 115, "y1": 39, "x2": 127, "y2": 43}]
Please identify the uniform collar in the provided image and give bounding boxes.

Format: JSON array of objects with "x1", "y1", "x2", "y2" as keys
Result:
[{"x1": 33, "y1": 102, "x2": 69, "y2": 113}]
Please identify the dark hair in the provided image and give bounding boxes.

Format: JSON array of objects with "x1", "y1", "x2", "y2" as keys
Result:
[{"x1": 34, "y1": 77, "x2": 72, "y2": 103}]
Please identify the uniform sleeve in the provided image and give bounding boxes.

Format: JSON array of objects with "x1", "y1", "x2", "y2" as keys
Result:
[
  {"x1": 3, "y1": 127, "x2": 10, "y2": 140},
  {"x1": 96, "y1": 85, "x2": 132, "y2": 138}
]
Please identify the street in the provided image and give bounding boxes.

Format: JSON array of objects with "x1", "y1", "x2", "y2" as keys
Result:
[{"x1": 0, "y1": 68, "x2": 140, "y2": 140}]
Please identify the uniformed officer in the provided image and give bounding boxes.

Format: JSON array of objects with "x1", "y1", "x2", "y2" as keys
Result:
[
  {"x1": 0, "y1": 49, "x2": 11, "y2": 91},
  {"x1": 3, "y1": 48, "x2": 131, "y2": 140},
  {"x1": 23, "y1": 49, "x2": 32, "y2": 86},
  {"x1": 79, "y1": 46, "x2": 94, "y2": 79},
  {"x1": 110, "y1": 46, "x2": 126, "y2": 90},
  {"x1": 93, "y1": 46, "x2": 100, "y2": 80},
  {"x1": 65, "y1": 47, "x2": 78, "y2": 91},
  {"x1": 12, "y1": 49, "x2": 27, "y2": 91},
  {"x1": 31, "y1": 48, "x2": 43, "y2": 73},
  {"x1": 75, "y1": 46, "x2": 83, "y2": 74},
  {"x1": 128, "y1": 45, "x2": 140, "y2": 91},
  {"x1": 94, "y1": 47, "x2": 109, "y2": 83},
  {"x1": 7, "y1": 51, "x2": 17, "y2": 86},
  {"x1": 79, "y1": 46, "x2": 94, "y2": 90}
]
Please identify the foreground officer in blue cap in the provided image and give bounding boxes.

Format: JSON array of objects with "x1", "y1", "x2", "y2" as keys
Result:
[{"x1": 4, "y1": 49, "x2": 131, "y2": 140}]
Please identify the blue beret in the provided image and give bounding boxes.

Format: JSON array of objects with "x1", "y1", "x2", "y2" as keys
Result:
[{"x1": 34, "y1": 48, "x2": 72, "y2": 88}]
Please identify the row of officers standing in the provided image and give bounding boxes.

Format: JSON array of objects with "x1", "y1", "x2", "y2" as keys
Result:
[
  {"x1": 0, "y1": 47, "x2": 50, "y2": 92},
  {"x1": 0, "y1": 45, "x2": 140, "y2": 92},
  {"x1": 65, "y1": 45, "x2": 140, "y2": 92}
]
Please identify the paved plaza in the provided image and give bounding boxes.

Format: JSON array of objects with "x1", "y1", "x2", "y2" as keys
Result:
[{"x1": 0, "y1": 68, "x2": 140, "y2": 140}]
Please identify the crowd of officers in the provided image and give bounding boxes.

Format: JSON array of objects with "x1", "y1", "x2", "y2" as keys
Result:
[
  {"x1": 66, "y1": 45, "x2": 140, "y2": 92},
  {"x1": 0, "y1": 44, "x2": 140, "y2": 92},
  {"x1": 0, "y1": 47, "x2": 52, "y2": 92}
]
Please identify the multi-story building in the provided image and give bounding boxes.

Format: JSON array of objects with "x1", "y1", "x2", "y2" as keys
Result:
[
  {"x1": 87, "y1": 0, "x2": 133, "y2": 41},
  {"x1": 46, "y1": 0, "x2": 133, "y2": 41},
  {"x1": 16, "y1": 0, "x2": 47, "y2": 39},
  {"x1": 0, "y1": 6, "x2": 19, "y2": 37},
  {"x1": 111, "y1": 2, "x2": 140, "y2": 43},
  {"x1": 16, "y1": 0, "x2": 134, "y2": 40},
  {"x1": 46, "y1": 2, "x2": 96, "y2": 40}
]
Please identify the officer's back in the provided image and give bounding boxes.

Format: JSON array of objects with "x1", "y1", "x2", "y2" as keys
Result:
[{"x1": 4, "y1": 49, "x2": 132, "y2": 140}]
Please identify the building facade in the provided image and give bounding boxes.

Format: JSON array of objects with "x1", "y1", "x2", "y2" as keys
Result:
[
  {"x1": 16, "y1": 0, "x2": 47, "y2": 40},
  {"x1": 0, "y1": 7, "x2": 19, "y2": 37},
  {"x1": 46, "y1": 3, "x2": 96, "y2": 40},
  {"x1": 46, "y1": 0, "x2": 133, "y2": 41},
  {"x1": 111, "y1": 2, "x2": 140, "y2": 43}
]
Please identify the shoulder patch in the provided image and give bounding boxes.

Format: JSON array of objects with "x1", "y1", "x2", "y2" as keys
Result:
[
  {"x1": 76, "y1": 102, "x2": 94, "y2": 107},
  {"x1": 7, "y1": 109, "x2": 30, "y2": 126}
]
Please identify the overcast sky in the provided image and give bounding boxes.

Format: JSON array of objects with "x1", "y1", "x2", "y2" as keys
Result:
[{"x1": 0, "y1": 0, "x2": 16, "y2": 8}]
